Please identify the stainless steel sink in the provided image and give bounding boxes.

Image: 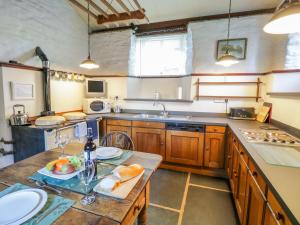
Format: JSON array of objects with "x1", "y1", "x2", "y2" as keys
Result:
[{"x1": 133, "y1": 114, "x2": 190, "y2": 121}]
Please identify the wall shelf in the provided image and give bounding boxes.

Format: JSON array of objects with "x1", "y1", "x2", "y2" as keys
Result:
[
  {"x1": 266, "y1": 92, "x2": 300, "y2": 97},
  {"x1": 194, "y1": 78, "x2": 262, "y2": 102},
  {"x1": 124, "y1": 98, "x2": 193, "y2": 103}
]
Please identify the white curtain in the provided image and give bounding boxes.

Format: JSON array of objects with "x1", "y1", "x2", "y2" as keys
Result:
[{"x1": 285, "y1": 33, "x2": 300, "y2": 69}]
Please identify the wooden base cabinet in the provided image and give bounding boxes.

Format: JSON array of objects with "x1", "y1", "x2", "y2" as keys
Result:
[
  {"x1": 132, "y1": 127, "x2": 166, "y2": 159},
  {"x1": 242, "y1": 173, "x2": 266, "y2": 225},
  {"x1": 166, "y1": 130, "x2": 204, "y2": 166},
  {"x1": 204, "y1": 133, "x2": 225, "y2": 169}
]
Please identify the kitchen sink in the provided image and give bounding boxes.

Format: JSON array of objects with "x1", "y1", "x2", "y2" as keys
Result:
[{"x1": 133, "y1": 114, "x2": 190, "y2": 121}]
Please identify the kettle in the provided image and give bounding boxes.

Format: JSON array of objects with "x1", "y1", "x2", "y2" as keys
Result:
[{"x1": 10, "y1": 104, "x2": 29, "y2": 126}]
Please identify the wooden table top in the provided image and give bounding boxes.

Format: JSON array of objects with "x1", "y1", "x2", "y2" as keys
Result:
[{"x1": 0, "y1": 143, "x2": 162, "y2": 225}]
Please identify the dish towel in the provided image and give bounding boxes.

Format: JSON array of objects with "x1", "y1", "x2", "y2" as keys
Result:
[
  {"x1": 74, "y1": 122, "x2": 87, "y2": 138},
  {"x1": 86, "y1": 119, "x2": 98, "y2": 140}
]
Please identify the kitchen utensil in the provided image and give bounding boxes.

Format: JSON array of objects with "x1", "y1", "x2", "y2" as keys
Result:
[
  {"x1": 9, "y1": 104, "x2": 29, "y2": 126},
  {"x1": 35, "y1": 180, "x2": 62, "y2": 195},
  {"x1": 0, "y1": 188, "x2": 47, "y2": 225},
  {"x1": 33, "y1": 202, "x2": 64, "y2": 225}
]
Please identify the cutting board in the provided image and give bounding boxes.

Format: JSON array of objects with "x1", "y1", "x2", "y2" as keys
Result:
[
  {"x1": 256, "y1": 106, "x2": 270, "y2": 123},
  {"x1": 93, "y1": 169, "x2": 144, "y2": 199}
]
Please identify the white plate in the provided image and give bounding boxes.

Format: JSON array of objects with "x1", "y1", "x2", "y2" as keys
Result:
[
  {"x1": 93, "y1": 166, "x2": 144, "y2": 199},
  {"x1": 38, "y1": 167, "x2": 82, "y2": 180},
  {"x1": 0, "y1": 189, "x2": 47, "y2": 225},
  {"x1": 96, "y1": 147, "x2": 123, "y2": 160}
]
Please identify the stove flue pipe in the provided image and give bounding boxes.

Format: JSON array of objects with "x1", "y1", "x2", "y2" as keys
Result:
[{"x1": 35, "y1": 47, "x2": 55, "y2": 116}]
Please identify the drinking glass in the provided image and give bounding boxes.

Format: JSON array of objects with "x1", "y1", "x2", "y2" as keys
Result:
[
  {"x1": 56, "y1": 132, "x2": 70, "y2": 157},
  {"x1": 79, "y1": 160, "x2": 96, "y2": 205}
]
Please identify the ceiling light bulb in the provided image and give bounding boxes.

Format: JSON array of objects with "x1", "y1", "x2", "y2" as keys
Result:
[
  {"x1": 216, "y1": 53, "x2": 239, "y2": 67},
  {"x1": 264, "y1": 2, "x2": 300, "y2": 34}
]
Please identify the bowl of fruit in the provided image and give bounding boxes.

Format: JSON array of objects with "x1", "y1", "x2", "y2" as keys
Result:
[{"x1": 46, "y1": 156, "x2": 82, "y2": 175}]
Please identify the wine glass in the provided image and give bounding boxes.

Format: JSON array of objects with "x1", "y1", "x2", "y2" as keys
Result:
[
  {"x1": 56, "y1": 132, "x2": 70, "y2": 157},
  {"x1": 79, "y1": 160, "x2": 96, "y2": 205}
]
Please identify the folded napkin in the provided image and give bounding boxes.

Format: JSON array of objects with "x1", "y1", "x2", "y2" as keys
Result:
[
  {"x1": 86, "y1": 119, "x2": 98, "y2": 140},
  {"x1": 0, "y1": 183, "x2": 74, "y2": 225},
  {"x1": 75, "y1": 122, "x2": 87, "y2": 138}
]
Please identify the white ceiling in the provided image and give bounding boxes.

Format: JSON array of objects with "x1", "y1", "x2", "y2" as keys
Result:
[{"x1": 70, "y1": 0, "x2": 278, "y2": 30}]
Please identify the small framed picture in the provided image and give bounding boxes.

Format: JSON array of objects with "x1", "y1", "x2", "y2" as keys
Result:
[
  {"x1": 10, "y1": 82, "x2": 35, "y2": 100},
  {"x1": 216, "y1": 38, "x2": 248, "y2": 60}
]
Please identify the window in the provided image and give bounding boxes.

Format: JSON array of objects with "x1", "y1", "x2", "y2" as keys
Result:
[
  {"x1": 131, "y1": 34, "x2": 188, "y2": 76},
  {"x1": 285, "y1": 33, "x2": 300, "y2": 69}
]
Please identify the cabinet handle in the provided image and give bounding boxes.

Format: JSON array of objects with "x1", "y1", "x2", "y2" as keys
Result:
[
  {"x1": 240, "y1": 151, "x2": 244, "y2": 155},
  {"x1": 161, "y1": 142, "x2": 164, "y2": 145},
  {"x1": 205, "y1": 147, "x2": 210, "y2": 151},
  {"x1": 252, "y1": 171, "x2": 258, "y2": 177},
  {"x1": 275, "y1": 212, "x2": 283, "y2": 221},
  {"x1": 134, "y1": 205, "x2": 141, "y2": 214},
  {"x1": 227, "y1": 155, "x2": 232, "y2": 159}
]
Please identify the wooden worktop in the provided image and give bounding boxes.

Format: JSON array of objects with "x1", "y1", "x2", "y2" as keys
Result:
[{"x1": 0, "y1": 143, "x2": 162, "y2": 225}]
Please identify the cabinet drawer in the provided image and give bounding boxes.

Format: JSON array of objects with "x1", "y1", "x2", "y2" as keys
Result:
[
  {"x1": 132, "y1": 120, "x2": 165, "y2": 129},
  {"x1": 266, "y1": 191, "x2": 292, "y2": 225},
  {"x1": 122, "y1": 189, "x2": 146, "y2": 225},
  {"x1": 106, "y1": 125, "x2": 132, "y2": 137},
  {"x1": 206, "y1": 126, "x2": 226, "y2": 133},
  {"x1": 107, "y1": 119, "x2": 132, "y2": 126},
  {"x1": 249, "y1": 160, "x2": 267, "y2": 195}
]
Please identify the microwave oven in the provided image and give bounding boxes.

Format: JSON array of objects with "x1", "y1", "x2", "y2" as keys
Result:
[{"x1": 83, "y1": 98, "x2": 111, "y2": 114}]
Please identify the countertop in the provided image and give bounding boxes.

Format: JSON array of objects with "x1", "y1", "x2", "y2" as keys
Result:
[{"x1": 100, "y1": 113, "x2": 300, "y2": 225}]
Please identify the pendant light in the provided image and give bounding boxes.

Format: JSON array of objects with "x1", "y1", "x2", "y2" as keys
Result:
[
  {"x1": 80, "y1": 0, "x2": 99, "y2": 69},
  {"x1": 216, "y1": 0, "x2": 239, "y2": 67},
  {"x1": 264, "y1": 0, "x2": 300, "y2": 34}
]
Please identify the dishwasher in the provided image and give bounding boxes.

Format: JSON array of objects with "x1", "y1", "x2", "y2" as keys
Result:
[{"x1": 165, "y1": 123, "x2": 205, "y2": 166}]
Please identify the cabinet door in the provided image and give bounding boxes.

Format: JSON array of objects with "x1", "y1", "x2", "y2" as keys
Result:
[
  {"x1": 230, "y1": 144, "x2": 239, "y2": 195},
  {"x1": 166, "y1": 130, "x2": 204, "y2": 166},
  {"x1": 204, "y1": 133, "x2": 225, "y2": 169},
  {"x1": 106, "y1": 125, "x2": 132, "y2": 137},
  {"x1": 243, "y1": 173, "x2": 266, "y2": 225},
  {"x1": 235, "y1": 155, "x2": 248, "y2": 223},
  {"x1": 132, "y1": 127, "x2": 166, "y2": 159},
  {"x1": 226, "y1": 130, "x2": 233, "y2": 177}
]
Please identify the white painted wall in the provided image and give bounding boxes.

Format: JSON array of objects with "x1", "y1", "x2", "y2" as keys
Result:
[{"x1": 0, "y1": 0, "x2": 88, "y2": 167}]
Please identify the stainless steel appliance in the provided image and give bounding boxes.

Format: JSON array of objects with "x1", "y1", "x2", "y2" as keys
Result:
[
  {"x1": 10, "y1": 104, "x2": 29, "y2": 126},
  {"x1": 240, "y1": 128, "x2": 300, "y2": 147},
  {"x1": 229, "y1": 107, "x2": 256, "y2": 120}
]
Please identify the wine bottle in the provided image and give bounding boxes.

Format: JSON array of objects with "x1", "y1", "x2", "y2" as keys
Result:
[{"x1": 84, "y1": 128, "x2": 97, "y2": 176}]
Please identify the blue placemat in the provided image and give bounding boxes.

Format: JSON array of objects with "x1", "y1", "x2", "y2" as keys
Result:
[
  {"x1": 29, "y1": 163, "x2": 116, "y2": 194},
  {"x1": 97, "y1": 150, "x2": 134, "y2": 165},
  {"x1": 0, "y1": 183, "x2": 74, "y2": 225}
]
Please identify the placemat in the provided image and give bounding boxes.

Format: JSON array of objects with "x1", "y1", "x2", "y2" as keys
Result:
[
  {"x1": 97, "y1": 150, "x2": 134, "y2": 165},
  {"x1": 29, "y1": 163, "x2": 116, "y2": 194},
  {"x1": 253, "y1": 144, "x2": 300, "y2": 168},
  {"x1": 0, "y1": 183, "x2": 74, "y2": 225}
]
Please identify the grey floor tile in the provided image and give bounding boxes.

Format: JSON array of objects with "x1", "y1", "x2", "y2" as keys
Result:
[
  {"x1": 190, "y1": 174, "x2": 230, "y2": 191},
  {"x1": 148, "y1": 205, "x2": 179, "y2": 225},
  {"x1": 150, "y1": 169, "x2": 188, "y2": 209},
  {"x1": 182, "y1": 186, "x2": 238, "y2": 225}
]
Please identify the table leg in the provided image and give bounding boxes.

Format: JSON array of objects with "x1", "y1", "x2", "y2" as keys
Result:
[
  {"x1": 137, "y1": 181, "x2": 150, "y2": 225},
  {"x1": 137, "y1": 206, "x2": 147, "y2": 225}
]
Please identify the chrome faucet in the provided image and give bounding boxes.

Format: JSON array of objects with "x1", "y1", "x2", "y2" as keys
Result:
[{"x1": 153, "y1": 101, "x2": 168, "y2": 117}]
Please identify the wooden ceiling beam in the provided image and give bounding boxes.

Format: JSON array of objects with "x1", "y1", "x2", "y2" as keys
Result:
[
  {"x1": 85, "y1": 0, "x2": 109, "y2": 19},
  {"x1": 132, "y1": 0, "x2": 144, "y2": 14},
  {"x1": 97, "y1": 10, "x2": 144, "y2": 24},
  {"x1": 116, "y1": 0, "x2": 131, "y2": 16},
  {"x1": 68, "y1": 0, "x2": 98, "y2": 20},
  {"x1": 100, "y1": 0, "x2": 120, "y2": 17}
]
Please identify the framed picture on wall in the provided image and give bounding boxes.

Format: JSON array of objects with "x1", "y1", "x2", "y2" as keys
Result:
[
  {"x1": 10, "y1": 82, "x2": 35, "y2": 100},
  {"x1": 216, "y1": 38, "x2": 247, "y2": 60}
]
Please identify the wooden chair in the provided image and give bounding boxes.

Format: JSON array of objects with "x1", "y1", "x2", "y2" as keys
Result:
[{"x1": 100, "y1": 131, "x2": 134, "y2": 150}]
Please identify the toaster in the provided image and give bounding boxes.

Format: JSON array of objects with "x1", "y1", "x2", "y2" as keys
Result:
[{"x1": 229, "y1": 107, "x2": 256, "y2": 120}]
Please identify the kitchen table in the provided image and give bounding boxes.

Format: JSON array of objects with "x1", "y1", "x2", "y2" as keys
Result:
[{"x1": 0, "y1": 143, "x2": 162, "y2": 225}]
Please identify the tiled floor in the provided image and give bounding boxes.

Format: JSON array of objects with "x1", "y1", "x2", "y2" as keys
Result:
[{"x1": 147, "y1": 169, "x2": 238, "y2": 225}]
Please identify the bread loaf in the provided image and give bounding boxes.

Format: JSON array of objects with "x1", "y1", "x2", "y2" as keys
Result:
[{"x1": 113, "y1": 164, "x2": 144, "y2": 182}]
